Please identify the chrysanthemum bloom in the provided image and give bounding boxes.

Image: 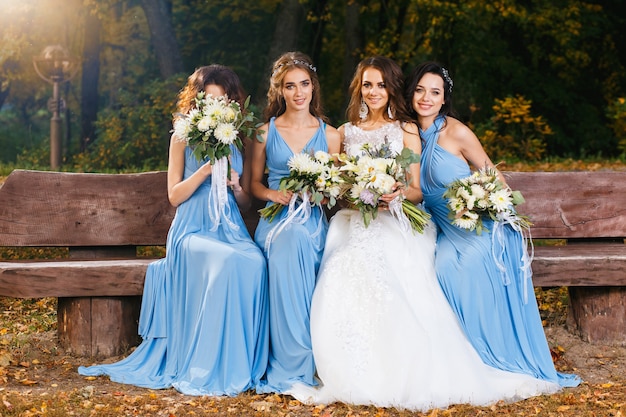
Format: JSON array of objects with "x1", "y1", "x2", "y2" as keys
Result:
[{"x1": 214, "y1": 123, "x2": 238, "y2": 145}]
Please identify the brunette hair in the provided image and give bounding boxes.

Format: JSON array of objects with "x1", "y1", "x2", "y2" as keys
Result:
[
  {"x1": 404, "y1": 61, "x2": 455, "y2": 122},
  {"x1": 345, "y1": 56, "x2": 412, "y2": 125},
  {"x1": 176, "y1": 65, "x2": 246, "y2": 115}
]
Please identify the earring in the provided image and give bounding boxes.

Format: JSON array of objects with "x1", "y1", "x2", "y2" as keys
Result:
[
  {"x1": 387, "y1": 105, "x2": 394, "y2": 119},
  {"x1": 359, "y1": 99, "x2": 369, "y2": 120}
]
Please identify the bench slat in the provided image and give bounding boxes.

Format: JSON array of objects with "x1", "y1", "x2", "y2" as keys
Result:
[
  {"x1": 504, "y1": 171, "x2": 626, "y2": 239},
  {"x1": 532, "y1": 244, "x2": 626, "y2": 286},
  {"x1": 0, "y1": 170, "x2": 175, "y2": 247},
  {"x1": 0, "y1": 259, "x2": 154, "y2": 297}
]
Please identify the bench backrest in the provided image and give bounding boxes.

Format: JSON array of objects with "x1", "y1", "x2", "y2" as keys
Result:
[
  {"x1": 3, "y1": 169, "x2": 623, "y2": 246},
  {"x1": 504, "y1": 171, "x2": 626, "y2": 239},
  {"x1": 0, "y1": 170, "x2": 175, "y2": 247}
]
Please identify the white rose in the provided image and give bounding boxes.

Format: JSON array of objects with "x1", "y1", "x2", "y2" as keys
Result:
[{"x1": 197, "y1": 116, "x2": 213, "y2": 132}]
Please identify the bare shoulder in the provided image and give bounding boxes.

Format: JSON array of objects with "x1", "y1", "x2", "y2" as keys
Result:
[
  {"x1": 325, "y1": 123, "x2": 343, "y2": 154},
  {"x1": 444, "y1": 117, "x2": 472, "y2": 135},
  {"x1": 402, "y1": 121, "x2": 419, "y2": 135},
  {"x1": 337, "y1": 122, "x2": 349, "y2": 133},
  {"x1": 169, "y1": 133, "x2": 186, "y2": 151},
  {"x1": 402, "y1": 121, "x2": 421, "y2": 147},
  {"x1": 258, "y1": 121, "x2": 270, "y2": 133},
  {"x1": 257, "y1": 122, "x2": 270, "y2": 141},
  {"x1": 440, "y1": 117, "x2": 491, "y2": 166},
  {"x1": 442, "y1": 117, "x2": 479, "y2": 145},
  {"x1": 325, "y1": 123, "x2": 341, "y2": 140}
]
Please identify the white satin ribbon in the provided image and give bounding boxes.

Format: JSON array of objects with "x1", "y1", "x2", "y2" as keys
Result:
[
  {"x1": 491, "y1": 211, "x2": 533, "y2": 304},
  {"x1": 388, "y1": 196, "x2": 411, "y2": 233},
  {"x1": 264, "y1": 190, "x2": 324, "y2": 253},
  {"x1": 207, "y1": 157, "x2": 239, "y2": 232}
]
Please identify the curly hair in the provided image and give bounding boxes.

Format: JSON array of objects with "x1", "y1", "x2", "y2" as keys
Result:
[
  {"x1": 345, "y1": 56, "x2": 412, "y2": 125},
  {"x1": 263, "y1": 51, "x2": 327, "y2": 122},
  {"x1": 176, "y1": 65, "x2": 246, "y2": 115}
]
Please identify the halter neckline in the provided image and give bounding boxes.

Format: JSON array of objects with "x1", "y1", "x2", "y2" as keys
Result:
[{"x1": 419, "y1": 115, "x2": 445, "y2": 139}]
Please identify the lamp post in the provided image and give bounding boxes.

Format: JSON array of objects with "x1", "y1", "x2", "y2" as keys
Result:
[{"x1": 33, "y1": 45, "x2": 78, "y2": 170}]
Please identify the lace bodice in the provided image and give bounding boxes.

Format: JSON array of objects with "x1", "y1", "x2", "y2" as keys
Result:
[{"x1": 343, "y1": 122, "x2": 404, "y2": 157}]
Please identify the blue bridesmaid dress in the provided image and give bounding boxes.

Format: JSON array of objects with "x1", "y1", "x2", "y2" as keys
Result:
[
  {"x1": 78, "y1": 145, "x2": 269, "y2": 396},
  {"x1": 254, "y1": 117, "x2": 329, "y2": 394},
  {"x1": 420, "y1": 115, "x2": 580, "y2": 388}
]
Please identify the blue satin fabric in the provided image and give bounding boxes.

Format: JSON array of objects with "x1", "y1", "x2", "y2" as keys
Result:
[
  {"x1": 254, "y1": 117, "x2": 329, "y2": 393},
  {"x1": 78, "y1": 146, "x2": 269, "y2": 396},
  {"x1": 420, "y1": 115, "x2": 580, "y2": 388}
]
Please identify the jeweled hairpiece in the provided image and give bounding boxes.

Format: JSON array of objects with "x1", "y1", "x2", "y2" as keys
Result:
[
  {"x1": 441, "y1": 67, "x2": 454, "y2": 93},
  {"x1": 272, "y1": 59, "x2": 317, "y2": 77}
]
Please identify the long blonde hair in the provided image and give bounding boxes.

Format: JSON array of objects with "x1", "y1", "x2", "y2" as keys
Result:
[{"x1": 263, "y1": 51, "x2": 327, "y2": 122}]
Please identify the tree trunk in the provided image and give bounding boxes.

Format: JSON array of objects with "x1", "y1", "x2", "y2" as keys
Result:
[
  {"x1": 267, "y1": 0, "x2": 304, "y2": 63},
  {"x1": 342, "y1": 1, "x2": 363, "y2": 109},
  {"x1": 80, "y1": 11, "x2": 101, "y2": 152},
  {"x1": 256, "y1": 0, "x2": 304, "y2": 100},
  {"x1": 391, "y1": 0, "x2": 409, "y2": 54},
  {"x1": 139, "y1": 0, "x2": 184, "y2": 79},
  {"x1": 308, "y1": 0, "x2": 329, "y2": 66}
]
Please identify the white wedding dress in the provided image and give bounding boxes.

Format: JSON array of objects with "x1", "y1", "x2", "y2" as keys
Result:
[{"x1": 286, "y1": 122, "x2": 560, "y2": 411}]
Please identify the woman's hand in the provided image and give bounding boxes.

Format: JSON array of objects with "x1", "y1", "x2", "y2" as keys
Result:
[
  {"x1": 268, "y1": 189, "x2": 294, "y2": 205},
  {"x1": 379, "y1": 182, "x2": 405, "y2": 205},
  {"x1": 227, "y1": 168, "x2": 243, "y2": 192}
]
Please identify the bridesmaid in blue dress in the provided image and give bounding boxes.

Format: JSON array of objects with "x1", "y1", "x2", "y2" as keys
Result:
[
  {"x1": 250, "y1": 52, "x2": 341, "y2": 394},
  {"x1": 406, "y1": 62, "x2": 580, "y2": 388},
  {"x1": 78, "y1": 65, "x2": 269, "y2": 396}
]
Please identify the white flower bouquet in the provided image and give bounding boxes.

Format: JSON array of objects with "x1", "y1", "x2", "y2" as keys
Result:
[
  {"x1": 172, "y1": 92, "x2": 258, "y2": 230},
  {"x1": 339, "y1": 142, "x2": 431, "y2": 233},
  {"x1": 443, "y1": 166, "x2": 531, "y2": 235},
  {"x1": 172, "y1": 92, "x2": 258, "y2": 165},
  {"x1": 259, "y1": 150, "x2": 344, "y2": 223}
]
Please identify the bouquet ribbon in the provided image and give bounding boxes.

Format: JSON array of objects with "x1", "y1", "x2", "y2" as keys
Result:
[
  {"x1": 388, "y1": 196, "x2": 411, "y2": 232},
  {"x1": 207, "y1": 157, "x2": 239, "y2": 232},
  {"x1": 264, "y1": 190, "x2": 324, "y2": 253},
  {"x1": 491, "y1": 211, "x2": 534, "y2": 304}
]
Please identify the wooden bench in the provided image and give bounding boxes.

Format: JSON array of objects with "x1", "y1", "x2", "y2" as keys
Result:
[
  {"x1": 506, "y1": 170, "x2": 626, "y2": 346},
  {"x1": 0, "y1": 169, "x2": 176, "y2": 357},
  {"x1": 0, "y1": 169, "x2": 263, "y2": 357},
  {"x1": 2, "y1": 169, "x2": 624, "y2": 354}
]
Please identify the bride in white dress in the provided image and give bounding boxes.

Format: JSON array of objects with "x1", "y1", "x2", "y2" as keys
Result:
[{"x1": 287, "y1": 57, "x2": 561, "y2": 411}]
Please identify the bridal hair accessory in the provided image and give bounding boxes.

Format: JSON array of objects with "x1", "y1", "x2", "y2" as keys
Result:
[
  {"x1": 441, "y1": 67, "x2": 454, "y2": 93},
  {"x1": 272, "y1": 60, "x2": 317, "y2": 76},
  {"x1": 359, "y1": 99, "x2": 369, "y2": 120}
]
